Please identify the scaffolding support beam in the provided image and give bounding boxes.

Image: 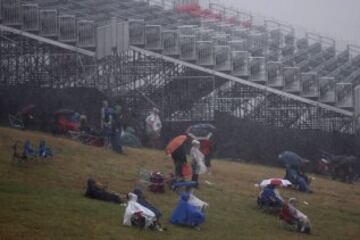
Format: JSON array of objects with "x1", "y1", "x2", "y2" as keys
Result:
[{"x1": 0, "y1": 24, "x2": 96, "y2": 57}]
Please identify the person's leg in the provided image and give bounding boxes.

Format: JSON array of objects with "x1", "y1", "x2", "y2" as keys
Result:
[
  {"x1": 192, "y1": 174, "x2": 199, "y2": 187},
  {"x1": 174, "y1": 160, "x2": 183, "y2": 178},
  {"x1": 297, "y1": 176, "x2": 309, "y2": 192}
]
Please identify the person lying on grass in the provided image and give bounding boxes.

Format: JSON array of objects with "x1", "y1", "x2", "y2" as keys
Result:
[{"x1": 85, "y1": 178, "x2": 124, "y2": 204}]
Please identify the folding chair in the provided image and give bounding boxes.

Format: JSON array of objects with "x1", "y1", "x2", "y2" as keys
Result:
[{"x1": 8, "y1": 113, "x2": 24, "y2": 129}]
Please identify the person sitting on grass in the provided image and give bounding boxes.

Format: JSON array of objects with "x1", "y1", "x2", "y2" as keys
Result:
[
  {"x1": 257, "y1": 183, "x2": 284, "y2": 214},
  {"x1": 132, "y1": 188, "x2": 165, "y2": 231},
  {"x1": 280, "y1": 198, "x2": 311, "y2": 234},
  {"x1": 170, "y1": 186, "x2": 205, "y2": 230},
  {"x1": 123, "y1": 192, "x2": 163, "y2": 230}
]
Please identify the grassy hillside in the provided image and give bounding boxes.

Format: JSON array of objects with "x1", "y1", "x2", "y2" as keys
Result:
[{"x1": 0, "y1": 127, "x2": 359, "y2": 240}]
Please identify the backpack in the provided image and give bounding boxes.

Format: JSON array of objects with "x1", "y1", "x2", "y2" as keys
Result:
[{"x1": 149, "y1": 172, "x2": 165, "y2": 193}]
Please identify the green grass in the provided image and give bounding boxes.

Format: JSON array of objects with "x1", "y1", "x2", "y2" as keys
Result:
[{"x1": 0, "y1": 127, "x2": 359, "y2": 240}]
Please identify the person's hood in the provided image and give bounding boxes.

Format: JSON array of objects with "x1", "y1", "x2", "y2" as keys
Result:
[
  {"x1": 128, "y1": 192, "x2": 138, "y2": 202},
  {"x1": 133, "y1": 188, "x2": 143, "y2": 198},
  {"x1": 180, "y1": 192, "x2": 190, "y2": 201}
]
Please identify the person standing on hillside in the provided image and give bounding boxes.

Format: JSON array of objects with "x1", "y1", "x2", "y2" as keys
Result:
[
  {"x1": 171, "y1": 143, "x2": 187, "y2": 179},
  {"x1": 100, "y1": 100, "x2": 113, "y2": 148},
  {"x1": 199, "y1": 133, "x2": 213, "y2": 175},
  {"x1": 145, "y1": 108, "x2": 162, "y2": 148},
  {"x1": 190, "y1": 140, "x2": 207, "y2": 187},
  {"x1": 110, "y1": 104, "x2": 123, "y2": 153}
]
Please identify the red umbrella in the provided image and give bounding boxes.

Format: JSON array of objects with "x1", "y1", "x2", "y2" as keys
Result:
[
  {"x1": 19, "y1": 104, "x2": 35, "y2": 114},
  {"x1": 165, "y1": 135, "x2": 188, "y2": 155}
]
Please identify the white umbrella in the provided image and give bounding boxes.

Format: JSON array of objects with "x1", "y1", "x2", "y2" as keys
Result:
[{"x1": 259, "y1": 178, "x2": 292, "y2": 188}]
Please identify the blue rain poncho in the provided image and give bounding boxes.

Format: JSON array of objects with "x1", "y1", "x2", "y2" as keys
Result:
[{"x1": 170, "y1": 192, "x2": 205, "y2": 227}]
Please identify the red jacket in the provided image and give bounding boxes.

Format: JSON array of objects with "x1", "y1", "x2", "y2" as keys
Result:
[{"x1": 200, "y1": 140, "x2": 211, "y2": 156}]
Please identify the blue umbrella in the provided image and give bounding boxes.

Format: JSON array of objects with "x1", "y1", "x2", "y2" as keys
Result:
[{"x1": 186, "y1": 123, "x2": 216, "y2": 138}]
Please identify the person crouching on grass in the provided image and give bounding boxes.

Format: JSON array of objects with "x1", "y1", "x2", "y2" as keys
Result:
[{"x1": 190, "y1": 140, "x2": 207, "y2": 188}]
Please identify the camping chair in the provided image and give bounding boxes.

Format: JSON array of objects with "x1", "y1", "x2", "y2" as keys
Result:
[
  {"x1": 38, "y1": 140, "x2": 53, "y2": 160},
  {"x1": 12, "y1": 141, "x2": 26, "y2": 163},
  {"x1": 8, "y1": 113, "x2": 24, "y2": 129},
  {"x1": 23, "y1": 140, "x2": 38, "y2": 160}
]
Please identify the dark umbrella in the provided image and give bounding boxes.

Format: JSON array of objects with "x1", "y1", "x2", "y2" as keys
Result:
[
  {"x1": 186, "y1": 123, "x2": 216, "y2": 138},
  {"x1": 54, "y1": 109, "x2": 76, "y2": 116},
  {"x1": 278, "y1": 151, "x2": 307, "y2": 168},
  {"x1": 18, "y1": 104, "x2": 35, "y2": 114}
]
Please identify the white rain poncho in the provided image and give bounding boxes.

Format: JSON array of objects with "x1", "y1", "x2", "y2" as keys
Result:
[
  {"x1": 188, "y1": 193, "x2": 209, "y2": 212},
  {"x1": 190, "y1": 146, "x2": 207, "y2": 174},
  {"x1": 145, "y1": 112, "x2": 162, "y2": 136},
  {"x1": 292, "y1": 205, "x2": 311, "y2": 229},
  {"x1": 123, "y1": 193, "x2": 157, "y2": 229}
]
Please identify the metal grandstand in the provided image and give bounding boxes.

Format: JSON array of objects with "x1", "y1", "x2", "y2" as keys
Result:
[{"x1": 0, "y1": 0, "x2": 359, "y2": 133}]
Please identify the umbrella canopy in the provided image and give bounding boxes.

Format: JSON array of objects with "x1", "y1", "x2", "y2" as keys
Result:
[
  {"x1": 54, "y1": 109, "x2": 76, "y2": 116},
  {"x1": 259, "y1": 178, "x2": 292, "y2": 188},
  {"x1": 278, "y1": 151, "x2": 305, "y2": 168},
  {"x1": 166, "y1": 135, "x2": 187, "y2": 155},
  {"x1": 186, "y1": 123, "x2": 216, "y2": 138},
  {"x1": 19, "y1": 104, "x2": 35, "y2": 114}
]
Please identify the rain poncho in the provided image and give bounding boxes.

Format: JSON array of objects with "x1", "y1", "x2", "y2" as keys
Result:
[
  {"x1": 188, "y1": 193, "x2": 209, "y2": 212},
  {"x1": 145, "y1": 112, "x2": 162, "y2": 136},
  {"x1": 170, "y1": 192, "x2": 205, "y2": 227},
  {"x1": 123, "y1": 193, "x2": 157, "y2": 229},
  {"x1": 280, "y1": 201, "x2": 311, "y2": 233},
  {"x1": 190, "y1": 146, "x2": 207, "y2": 175},
  {"x1": 257, "y1": 185, "x2": 283, "y2": 208},
  {"x1": 133, "y1": 188, "x2": 162, "y2": 219},
  {"x1": 285, "y1": 168, "x2": 310, "y2": 192}
]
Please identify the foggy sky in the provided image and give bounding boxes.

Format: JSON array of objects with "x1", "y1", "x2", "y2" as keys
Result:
[{"x1": 201, "y1": 0, "x2": 360, "y2": 49}]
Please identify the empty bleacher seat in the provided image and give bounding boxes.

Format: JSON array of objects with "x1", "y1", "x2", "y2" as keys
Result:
[
  {"x1": 77, "y1": 20, "x2": 95, "y2": 48},
  {"x1": 232, "y1": 51, "x2": 249, "y2": 77},
  {"x1": 249, "y1": 57, "x2": 266, "y2": 82},
  {"x1": 267, "y1": 61, "x2": 283, "y2": 88},
  {"x1": 214, "y1": 45, "x2": 231, "y2": 72},
  {"x1": 162, "y1": 30, "x2": 179, "y2": 56},
  {"x1": 335, "y1": 83, "x2": 353, "y2": 108},
  {"x1": 145, "y1": 25, "x2": 162, "y2": 50},
  {"x1": 196, "y1": 41, "x2": 214, "y2": 66},
  {"x1": 179, "y1": 35, "x2": 196, "y2": 61},
  {"x1": 129, "y1": 19, "x2": 145, "y2": 45},
  {"x1": 40, "y1": 9, "x2": 58, "y2": 37},
  {"x1": 58, "y1": 15, "x2": 77, "y2": 42},
  {"x1": 301, "y1": 72, "x2": 319, "y2": 98},
  {"x1": 319, "y1": 77, "x2": 336, "y2": 103},
  {"x1": 22, "y1": 4, "x2": 40, "y2": 32},
  {"x1": 2, "y1": 0, "x2": 22, "y2": 26},
  {"x1": 283, "y1": 67, "x2": 301, "y2": 92}
]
